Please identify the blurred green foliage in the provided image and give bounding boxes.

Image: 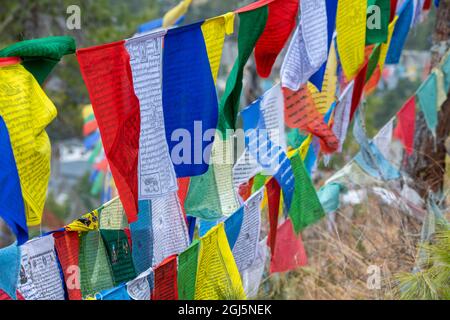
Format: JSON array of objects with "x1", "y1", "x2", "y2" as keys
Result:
[{"x1": 0, "y1": 0, "x2": 160, "y2": 140}]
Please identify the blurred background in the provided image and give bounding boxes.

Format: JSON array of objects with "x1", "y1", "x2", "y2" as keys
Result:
[{"x1": 0, "y1": 0, "x2": 445, "y2": 299}]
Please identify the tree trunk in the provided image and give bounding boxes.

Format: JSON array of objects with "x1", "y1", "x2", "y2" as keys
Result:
[{"x1": 405, "y1": 0, "x2": 450, "y2": 199}]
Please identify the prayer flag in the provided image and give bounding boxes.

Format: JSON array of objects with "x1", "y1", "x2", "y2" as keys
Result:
[{"x1": 77, "y1": 41, "x2": 140, "y2": 222}]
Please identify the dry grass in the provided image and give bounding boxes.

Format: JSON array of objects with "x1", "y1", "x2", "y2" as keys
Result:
[{"x1": 259, "y1": 194, "x2": 424, "y2": 300}]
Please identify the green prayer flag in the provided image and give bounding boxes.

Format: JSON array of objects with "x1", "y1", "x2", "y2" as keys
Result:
[
  {"x1": 365, "y1": 44, "x2": 381, "y2": 82},
  {"x1": 0, "y1": 36, "x2": 76, "y2": 84},
  {"x1": 84, "y1": 113, "x2": 96, "y2": 123},
  {"x1": 100, "y1": 229, "x2": 136, "y2": 286},
  {"x1": 252, "y1": 173, "x2": 267, "y2": 194},
  {"x1": 90, "y1": 171, "x2": 105, "y2": 196},
  {"x1": 288, "y1": 153, "x2": 325, "y2": 234},
  {"x1": 177, "y1": 240, "x2": 200, "y2": 300},
  {"x1": 366, "y1": 0, "x2": 390, "y2": 45},
  {"x1": 218, "y1": 7, "x2": 268, "y2": 136},
  {"x1": 184, "y1": 162, "x2": 239, "y2": 220},
  {"x1": 88, "y1": 141, "x2": 103, "y2": 164},
  {"x1": 79, "y1": 231, "x2": 115, "y2": 299},
  {"x1": 287, "y1": 129, "x2": 308, "y2": 150}
]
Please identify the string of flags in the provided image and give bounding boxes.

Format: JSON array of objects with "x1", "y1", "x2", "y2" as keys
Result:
[{"x1": 0, "y1": 0, "x2": 449, "y2": 300}]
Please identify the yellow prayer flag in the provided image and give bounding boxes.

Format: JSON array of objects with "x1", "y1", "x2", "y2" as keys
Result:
[
  {"x1": 288, "y1": 135, "x2": 312, "y2": 160},
  {"x1": 201, "y1": 13, "x2": 235, "y2": 83},
  {"x1": 82, "y1": 104, "x2": 93, "y2": 120},
  {"x1": 0, "y1": 63, "x2": 57, "y2": 226},
  {"x1": 336, "y1": 0, "x2": 367, "y2": 80},
  {"x1": 66, "y1": 209, "x2": 99, "y2": 232},
  {"x1": 162, "y1": 0, "x2": 193, "y2": 28},
  {"x1": 379, "y1": 16, "x2": 398, "y2": 72},
  {"x1": 195, "y1": 223, "x2": 246, "y2": 300},
  {"x1": 308, "y1": 43, "x2": 338, "y2": 115}
]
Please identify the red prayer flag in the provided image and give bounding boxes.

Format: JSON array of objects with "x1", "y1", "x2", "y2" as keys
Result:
[
  {"x1": 94, "y1": 158, "x2": 109, "y2": 172},
  {"x1": 423, "y1": 0, "x2": 432, "y2": 10},
  {"x1": 390, "y1": 0, "x2": 398, "y2": 22},
  {"x1": 254, "y1": 0, "x2": 299, "y2": 78},
  {"x1": 364, "y1": 65, "x2": 382, "y2": 95},
  {"x1": 283, "y1": 85, "x2": 339, "y2": 154},
  {"x1": 393, "y1": 96, "x2": 416, "y2": 156},
  {"x1": 235, "y1": 0, "x2": 275, "y2": 13},
  {"x1": 124, "y1": 228, "x2": 132, "y2": 248},
  {"x1": 270, "y1": 219, "x2": 308, "y2": 273},
  {"x1": 77, "y1": 41, "x2": 140, "y2": 222},
  {"x1": 266, "y1": 178, "x2": 280, "y2": 255},
  {"x1": 0, "y1": 290, "x2": 24, "y2": 300},
  {"x1": 83, "y1": 120, "x2": 98, "y2": 136},
  {"x1": 235, "y1": 0, "x2": 298, "y2": 78},
  {"x1": 350, "y1": 62, "x2": 369, "y2": 121},
  {"x1": 53, "y1": 231, "x2": 82, "y2": 300},
  {"x1": 152, "y1": 255, "x2": 178, "y2": 300},
  {"x1": 238, "y1": 177, "x2": 254, "y2": 202},
  {"x1": 177, "y1": 177, "x2": 190, "y2": 216}
]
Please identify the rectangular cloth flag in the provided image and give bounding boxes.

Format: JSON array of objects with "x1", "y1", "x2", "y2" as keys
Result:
[
  {"x1": 0, "y1": 243, "x2": 21, "y2": 300},
  {"x1": 240, "y1": 85, "x2": 296, "y2": 210},
  {"x1": 283, "y1": 84, "x2": 339, "y2": 153},
  {"x1": 241, "y1": 239, "x2": 268, "y2": 298},
  {"x1": 266, "y1": 178, "x2": 281, "y2": 254},
  {"x1": 288, "y1": 152, "x2": 325, "y2": 233},
  {"x1": 350, "y1": 61, "x2": 369, "y2": 120},
  {"x1": 309, "y1": 0, "x2": 339, "y2": 91},
  {"x1": 77, "y1": 41, "x2": 140, "y2": 222},
  {"x1": 0, "y1": 61, "x2": 57, "y2": 227},
  {"x1": 379, "y1": 16, "x2": 399, "y2": 72},
  {"x1": 177, "y1": 240, "x2": 199, "y2": 300},
  {"x1": 336, "y1": 0, "x2": 368, "y2": 79},
  {"x1": 0, "y1": 290, "x2": 24, "y2": 301},
  {"x1": 100, "y1": 229, "x2": 136, "y2": 286},
  {"x1": 53, "y1": 231, "x2": 82, "y2": 300},
  {"x1": 218, "y1": 4, "x2": 268, "y2": 135},
  {"x1": 184, "y1": 135, "x2": 240, "y2": 220},
  {"x1": 79, "y1": 231, "x2": 115, "y2": 299},
  {"x1": 0, "y1": 36, "x2": 76, "y2": 85},
  {"x1": 98, "y1": 197, "x2": 128, "y2": 230},
  {"x1": 17, "y1": 236, "x2": 66, "y2": 300},
  {"x1": 126, "y1": 268, "x2": 153, "y2": 300},
  {"x1": 366, "y1": 0, "x2": 391, "y2": 45},
  {"x1": 416, "y1": 71, "x2": 440, "y2": 137},
  {"x1": 270, "y1": 219, "x2": 308, "y2": 273},
  {"x1": 152, "y1": 255, "x2": 178, "y2": 300},
  {"x1": 252, "y1": 0, "x2": 299, "y2": 78},
  {"x1": 96, "y1": 283, "x2": 131, "y2": 300},
  {"x1": 162, "y1": 0, "x2": 193, "y2": 28},
  {"x1": 195, "y1": 224, "x2": 246, "y2": 300},
  {"x1": 0, "y1": 114, "x2": 27, "y2": 245},
  {"x1": 130, "y1": 194, "x2": 189, "y2": 274},
  {"x1": 385, "y1": 0, "x2": 414, "y2": 64},
  {"x1": 225, "y1": 188, "x2": 264, "y2": 274},
  {"x1": 281, "y1": 0, "x2": 329, "y2": 91},
  {"x1": 162, "y1": 22, "x2": 218, "y2": 178},
  {"x1": 125, "y1": 31, "x2": 178, "y2": 199},
  {"x1": 232, "y1": 83, "x2": 286, "y2": 192},
  {"x1": 309, "y1": 41, "x2": 338, "y2": 114},
  {"x1": 353, "y1": 110, "x2": 401, "y2": 180},
  {"x1": 333, "y1": 83, "x2": 355, "y2": 152},
  {"x1": 393, "y1": 96, "x2": 416, "y2": 155},
  {"x1": 201, "y1": 13, "x2": 235, "y2": 83}
]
